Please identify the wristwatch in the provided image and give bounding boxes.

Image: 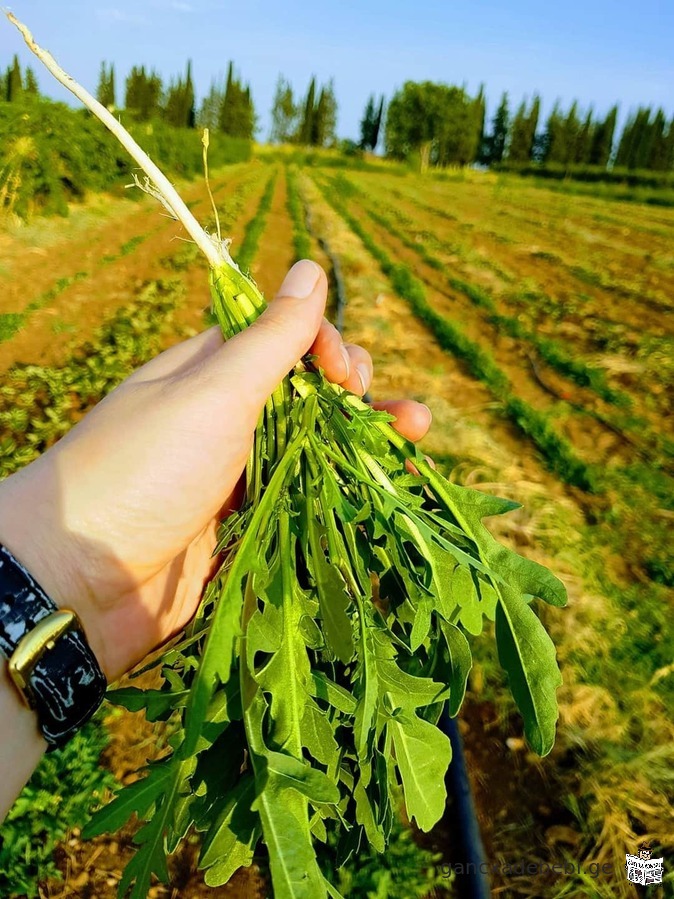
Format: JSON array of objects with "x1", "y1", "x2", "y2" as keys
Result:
[{"x1": 0, "y1": 544, "x2": 107, "y2": 750}]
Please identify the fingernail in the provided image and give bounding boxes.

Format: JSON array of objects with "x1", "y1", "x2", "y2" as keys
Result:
[
  {"x1": 279, "y1": 260, "x2": 321, "y2": 299},
  {"x1": 356, "y1": 363, "x2": 370, "y2": 394},
  {"x1": 340, "y1": 345, "x2": 351, "y2": 378},
  {"x1": 421, "y1": 403, "x2": 433, "y2": 424}
]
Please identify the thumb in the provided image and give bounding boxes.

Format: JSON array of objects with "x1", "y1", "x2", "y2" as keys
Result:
[{"x1": 206, "y1": 260, "x2": 328, "y2": 412}]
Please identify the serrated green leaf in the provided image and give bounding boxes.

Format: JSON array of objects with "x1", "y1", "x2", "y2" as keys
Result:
[{"x1": 83, "y1": 763, "x2": 171, "y2": 839}]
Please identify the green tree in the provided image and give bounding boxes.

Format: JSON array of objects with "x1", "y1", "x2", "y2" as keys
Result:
[
  {"x1": 616, "y1": 107, "x2": 652, "y2": 169},
  {"x1": 541, "y1": 101, "x2": 565, "y2": 163},
  {"x1": 508, "y1": 95, "x2": 540, "y2": 163},
  {"x1": 184, "y1": 60, "x2": 196, "y2": 129},
  {"x1": 472, "y1": 83, "x2": 486, "y2": 163},
  {"x1": 96, "y1": 62, "x2": 116, "y2": 110},
  {"x1": 647, "y1": 109, "x2": 669, "y2": 170},
  {"x1": 6, "y1": 54, "x2": 22, "y2": 102},
  {"x1": 24, "y1": 67, "x2": 39, "y2": 97},
  {"x1": 199, "y1": 79, "x2": 224, "y2": 131},
  {"x1": 219, "y1": 62, "x2": 255, "y2": 138},
  {"x1": 164, "y1": 63, "x2": 195, "y2": 129},
  {"x1": 386, "y1": 81, "x2": 480, "y2": 170},
  {"x1": 486, "y1": 91, "x2": 509, "y2": 164},
  {"x1": 299, "y1": 77, "x2": 316, "y2": 145},
  {"x1": 372, "y1": 95, "x2": 385, "y2": 152},
  {"x1": 270, "y1": 75, "x2": 297, "y2": 143},
  {"x1": 574, "y1": 109, "x2": 593, "y2": 164},
  {"x1": 663, "y1": 116, "x2": 674, "y2": 171},
  {"x1": 360, "y1": 95, "x2": 377, "y2": 150},
  {"x1": 312, "y1": 80, "x2": 337, "y2": 147},
  {"x1": 588, "y1": 105, "x2": 617, "y2": 167}
]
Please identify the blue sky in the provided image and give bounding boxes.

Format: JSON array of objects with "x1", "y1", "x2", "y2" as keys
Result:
[{"x1": 2, "y1": 0, "x2": 673, "y2": 140}]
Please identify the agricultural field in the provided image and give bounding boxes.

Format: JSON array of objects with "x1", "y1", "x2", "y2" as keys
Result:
[{"x1": 1, "y1": 155, "x2": 673, "y2": 899}]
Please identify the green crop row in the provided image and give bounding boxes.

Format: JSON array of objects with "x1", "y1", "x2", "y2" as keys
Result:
[
  {"x1": 286, "y1": 165, "x2": 313, "y2": 261},
  {"x1": 235, "y1": 169, "x2": 278, "y2": 273},
  {"x1": 314, "y1": 176, "x2": 600, "y2": 493},
  {"x1": 0, "y1": 279, "x2": 184, "y2": 478},
  {"x1": 332, "y1": 174, "x2": 632, "y2": 409},
  {"x1": 0, "y1": 271, "x2": 88, "y2": 346}
]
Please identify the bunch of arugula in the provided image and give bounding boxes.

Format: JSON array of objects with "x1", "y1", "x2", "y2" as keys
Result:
[
  {"x1": 84, "y1": 265, "x2": 565, "y2": 899},
  {"x1": 8, "y1": 14, "x2": 566, "y2": 899}
]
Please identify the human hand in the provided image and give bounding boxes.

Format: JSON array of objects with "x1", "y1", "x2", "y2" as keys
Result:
[{"x1": 0, "y1": 261, "x2": 432, "y2": 682}]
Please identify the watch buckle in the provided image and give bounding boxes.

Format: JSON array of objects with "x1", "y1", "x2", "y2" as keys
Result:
[{"x1": 8, "y1": 610, "x2": 79, "y2": 707}]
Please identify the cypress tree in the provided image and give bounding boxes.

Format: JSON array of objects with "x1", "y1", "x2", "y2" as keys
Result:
[
  {"x1": 488, "y1": 92, "x2": 510, "y2": 164},
  {"x1": 634, "y1": 108, "x2": 656, "y2": 169},
  {"x1": 185, "y1": 60, "x2": 196, "y2": 128},
  {"x1": 270, "y1": 76, "x2": 297, "y2": 143},
  {"x1": 199, "y1": 79, "x2": 225, "y2": 131},
  {"x1": 312, "y1": 80, "x2": 337, "y2": 147},
  {"x1": 622, "y1": 107, "x2": 653, "y2": 169},
  {"x1": 542, "y1": 102, "x2": 565, "y2": 163},
  {"x1": 219, "y1": 62, "x2": 255, "y2": 139},
  {"x1": 360, "y1": 95, "x2": 376, "y2": 150},
  {"x1": 24, "y1": 67, "x2": 38, "y2": 97},
  {"x1": 665, "y1": 116, "x2": 674, "y2": 171},
  {"x1": 647, "y1": 109, "x2": 668, "y2": 170},
  {"x1": 97, "y1": 62, "x2": 116, "y2": 110},
  {"x1": 299, "y1": 77, "x2": 316, "y2": 145},
  {"x1": 372, "y1": 95, "x2": 385, "y2": 151},
  {"x1": 588, "y1": 106, "x2": 617, "y2": 167},
  {"x1": 508, "y1": 96, "x2": 539, "y2": 163},
  {"x1": 6, "y1": 54, "x2": 23, "y2": 102},
  {"x1": 574, "y1": 109, "x2": 593, "y2": 164},
  {"x1": 472, "y1": 84, "x2": 486, "y2": 164}
]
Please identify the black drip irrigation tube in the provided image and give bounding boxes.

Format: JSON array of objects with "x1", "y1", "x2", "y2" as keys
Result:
[{"x1": 302, "y1": 185, "x2": 491, "y2": 899}]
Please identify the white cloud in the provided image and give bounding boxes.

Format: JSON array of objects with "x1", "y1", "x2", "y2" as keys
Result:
[
  {"x1": 96, "y1": 8, "x2": 147, "y2": 25},
  {"x1": 148, "y1": 0, "x2": 196, "y2": 10}
]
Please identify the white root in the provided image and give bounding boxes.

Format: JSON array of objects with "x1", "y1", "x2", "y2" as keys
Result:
[{"x1": 5, "y1": 11, "x2": 234, "y2": 271}]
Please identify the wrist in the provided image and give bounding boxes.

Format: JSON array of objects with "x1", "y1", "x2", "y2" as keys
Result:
[{"x1": 0, "y1": 462, "x2": 111, "y2": 680}]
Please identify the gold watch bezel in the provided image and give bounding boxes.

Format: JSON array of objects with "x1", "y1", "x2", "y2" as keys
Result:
[{"x1": 8, "y1": 609, "x2": 79, "y2": 707}]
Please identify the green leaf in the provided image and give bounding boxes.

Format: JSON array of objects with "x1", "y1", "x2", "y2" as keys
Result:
[
  {"x1": 495, "y1": 587, "x2": 563, "y2": 756},
  {"x1": 83, "y1": 763, "x2": 171, "y2": 839},
  {"x1": 265, "y1": 750, "x2": 340, "y2": 805},
  {"x1": 390, "y1": 712, "x2": 451, "y2": 832},
  {"x1": 200, "y1": 775, "x2": 261, "y2": 886},
  {"x1": 439, "y1": 621, "x2": 472, "y2": 717},
  {"x1": 307, "y1": 520, "x2": 354, "y2": 663},
  {"x1": 105, "y1": 687, "x2": 189, "y2": 721}
]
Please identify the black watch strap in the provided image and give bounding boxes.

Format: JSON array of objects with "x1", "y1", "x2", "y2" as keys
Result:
[{"x1": 0, "y1": 545, "x2": 107, "y2": 750}]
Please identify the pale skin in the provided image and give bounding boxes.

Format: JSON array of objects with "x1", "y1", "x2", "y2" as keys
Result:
[{"x1": 0, "y1": 260, "x2": 432, "y2": 819}]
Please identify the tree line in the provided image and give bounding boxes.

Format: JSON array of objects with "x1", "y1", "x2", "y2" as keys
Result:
[
  {"x1": 270, "y1": 76, "x2": 337, "y2": 148},
  {"x1": 364, "y1": 84, "x2": 674, "y2": 172},
  {"x1": 3, "y1": 53, "x2": 673, "y2": 172}
]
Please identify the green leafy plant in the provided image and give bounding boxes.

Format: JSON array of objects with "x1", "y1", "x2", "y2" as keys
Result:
[
  {"x1": 11, "y1": 15, "x2": 567, "y2": 899},
  {"x1": 318, "y1": 810, "x2": 449, "y2": 898},
  {"x1": 0, "y1": 717, "x2": 115, "y2": 899}
]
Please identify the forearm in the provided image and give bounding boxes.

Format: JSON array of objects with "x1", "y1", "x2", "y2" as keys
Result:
[
  {"x1": 0, "y1": 465, "x2": 92, "y2": 819},
  {"x1": 0, "y1": 662, "x2": 46, "y2": 819}
]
